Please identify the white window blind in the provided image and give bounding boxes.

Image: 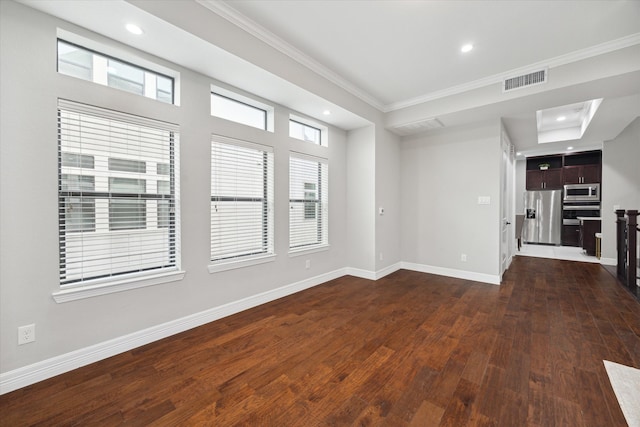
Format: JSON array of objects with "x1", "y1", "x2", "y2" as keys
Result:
[
  {"x1": 211, "y1": 136, "x2": 274, "y2": 262},
  {"x1": 289, "y1": 153, "x2": 328, "y2": 250},
  {"x1": 58, "y1": 99, "x2": 180, "y2": 287}
]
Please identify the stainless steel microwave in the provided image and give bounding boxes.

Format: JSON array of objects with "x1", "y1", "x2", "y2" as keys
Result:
[{"x1": 564, "y1": 183, "x2": 600, "y2": 202}]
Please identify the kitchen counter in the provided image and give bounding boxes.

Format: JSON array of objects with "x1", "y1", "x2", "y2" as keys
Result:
[{"x1": 578, "y1": 218, "x2": 602, "y2": 256}]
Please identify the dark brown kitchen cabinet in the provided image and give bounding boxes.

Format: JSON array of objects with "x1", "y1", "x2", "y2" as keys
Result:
[
  {"x1": 562, "y1": 224, "x2": 580, "y2": 247},
  {"x1": 563, "y1": 151, "x2": 601, "y2": 184},
  {"x1": 563, "y1": 164, "x2": 601, "y2": 184},
  {"x1": 580, "y1": 219, "x2": 601, "y2": 256},
  {"x1": 526, "y1": 168, "x2": 563, "y2": 190},
  {"x1": 526, "y1": 150, "x2": 602, "y2": 190},
  {"x1": 525, "y1": 155, "x2": 563, "y2": 190}
]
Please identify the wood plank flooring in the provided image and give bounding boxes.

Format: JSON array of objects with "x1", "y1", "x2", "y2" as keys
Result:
[{"x1": 2, "y1": 256, "x2": 639, "y2": 426}]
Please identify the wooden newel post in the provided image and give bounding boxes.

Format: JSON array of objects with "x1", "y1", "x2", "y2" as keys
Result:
[
  {"x1": 626, "y1": 210, "x2": 638, "y2": 295},
  {"x1": 616, "y1": 209, "x2": 626, "y2": 279}
]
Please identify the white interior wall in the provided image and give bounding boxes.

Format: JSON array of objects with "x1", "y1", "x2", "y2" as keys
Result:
[
  {"x1": 400, "y1": 122, "x2": 502, "y2": 281},
  {"x1": 0, "y1": 1, "x2": 352, "y2": 375},
  {"x1": 1, "y1": 0, "x2": 509, "y2": 390},
  {"x1": 601, "y1": 117, "x2": 640, "y2": 263},
  {"x1": 375, "y1": 128, "x2": 402, "y2": 271},
  {"x1": 346, "y1": 126, "x2": 376, "y2": 272}
]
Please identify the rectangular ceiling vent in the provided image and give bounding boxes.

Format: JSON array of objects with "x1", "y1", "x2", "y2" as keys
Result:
[
  {"x1": 391, "y1": 117, "x2": 444, "y2": 136},
  {"x1": 503, "y1": 68, "x2": 547, "y2": 92}
]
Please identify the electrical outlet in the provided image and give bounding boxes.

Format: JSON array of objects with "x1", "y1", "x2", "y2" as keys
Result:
[
  {"x1": 305, "y1": 259, "x2": 310, "y2": 269},
  {"x1": 379, "y1": 252, "x2": 384, "y2": 261},
  {"x1": 18, "y1": 324, "x2": 35, "y2": 345},
  {"x1": 461, "y1": 254, "x2": 467, "y2": 262}
]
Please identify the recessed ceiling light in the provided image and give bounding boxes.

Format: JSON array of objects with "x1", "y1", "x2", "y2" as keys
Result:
[
  {"x1": 556, "y1": 116, "x2": 566, "y2": 122},
  {"x1": 323, "y1": 110, "x2": 331, "y2": 116},
  {"x1": 567, "y1": 146, "x2": 574, "y2": 150},
  {"x1": 461, "y1": 44, "x2": 473, "y2": 53},
  {"x1": 516, "y1": 152, "x2": 522, "y2": 156},
  {"x1": 126, "y1": 23, "x2": 144, "y2": 35}
]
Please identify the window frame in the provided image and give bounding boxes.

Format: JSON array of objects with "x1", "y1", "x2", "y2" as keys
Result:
[
  {"x1": 57, "y1": 38, "x2": 176, "y2": 105},
  {"x1": 209, "y1": 135, "x2": 275, "y2": 273},
  {"x1": 289, "y1": 153, "x2": 329, "y2": 254},
  {"x1": 210, "y1": 85, "x2": 275, "y2": 132},
  {"x1": 53, "y1": 100, "x2": 184, "y2": 303},
  {"x1": 289, "y1": 114, "x2": 329, "y2": 147}
]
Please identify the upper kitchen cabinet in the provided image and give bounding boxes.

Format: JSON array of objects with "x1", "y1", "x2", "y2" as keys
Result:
[
  {"x1": 563, "y1": 150, "x2": 602, "y2": 184},
  {"x1": 526, "y1": 155, "x2": 563, "y2": 190}
]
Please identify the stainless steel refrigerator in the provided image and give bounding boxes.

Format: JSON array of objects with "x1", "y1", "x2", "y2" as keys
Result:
[{"x1": 523, "y1": 190, "x2": 562, "y2": 245}]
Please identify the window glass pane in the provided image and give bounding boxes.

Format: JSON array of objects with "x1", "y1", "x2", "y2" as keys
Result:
[
  {"x1": 211, "y1": 93, "x2": 267, "y2": 130},
  {"x1": 58, "y1": 100, "x2": 179, "y2": 286},
  {"x1": 289, "y1": 120, "x2": 321, "y2": 145},
  {"x1": 210, "y1": 138, "x2": 274, "y2": 261},
  {"x1": 63, "y1": 197, "x2": 95, "y2": 232},
  {"x1": 109, "y1": 158, "x2": 146, "y2": 173},
  {"x1": 109, "y1": 199, "x2": 146, "y2": 230},
  {"x1": 107, "y1": 59, "x2": 144, "y2": 95},
  {"x1": 61, "y1": 174, "x2": 95, "y2": 192},
  {"x1": 289, "y1": 156, "x2": 328, "y2": 249},
  {"x1": 304, "y1": 182, "x2": 317, "y2": 220},
  {"x1": 56, "y1": 40, "x2": 174, "y2": 105},
  {"x1": 58, "y1": 41, "x2": 93, "y2": 80},
  {"x1": 157, "y1": 180, "x2": 170, "y2": 195},
  {"x1": 157, "y1": 163, "x2": 170, "y2": 176},
  {"x1": 156, "y1": 75, "x2": 173, "y2": 104},
  {"x1": 109, "y1": 177, "x2": 146, "y2": 194},
  {"x1": 61, "y1": 152, "x2": 94, "y2": 169},
  {"x1": 158, "y1": 200, "x2": 170, "y2": 228}
]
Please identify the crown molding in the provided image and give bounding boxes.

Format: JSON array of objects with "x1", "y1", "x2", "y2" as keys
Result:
[
  {"x1": 386, "y1": 33, "x2": 640, "y2": 112},
  {"x1": 197, "y1": 0, "x2": 386, "y2": 112},
  {"x1": 193, "y1": 3, "x2": 640, "y2": 115}
]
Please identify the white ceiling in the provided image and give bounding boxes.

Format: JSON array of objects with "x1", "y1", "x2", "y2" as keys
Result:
[
  {"x1": 222, "y1": 0, "x2": 640, "y2": 108},
  {"x1": 18, "y1": 0, "x2": 640, "y2": 156}
]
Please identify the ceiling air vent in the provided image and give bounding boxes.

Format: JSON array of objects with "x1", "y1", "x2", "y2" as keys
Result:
[
  {"x1": 391, "y1": 117, "x2": 444, "y2": 136},
  {"x1": 503, "y1": 68, "x2": 547, "y2": 92}
]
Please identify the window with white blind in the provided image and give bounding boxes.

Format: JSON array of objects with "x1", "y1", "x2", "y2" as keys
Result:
[
  {"x1": 57, "y1": 99, "x2": 180, "y2": 289},
  {"x1": 289, "y1": 154, "x2": 328, "y2": 251},
  {"x1": 210, "y1": 136, "x2": 274, "y2": 269}
]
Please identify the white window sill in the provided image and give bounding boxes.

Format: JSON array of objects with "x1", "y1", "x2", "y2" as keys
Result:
[
  {"x1": 52, "y1": 269, "x2": 186, "y2": 303},
  {"x1": 288, "y1": 244, "x2": 330, "y2": 257},
  {"x1": 208, "y1": 253, "x2": 276, "y2": 273}
]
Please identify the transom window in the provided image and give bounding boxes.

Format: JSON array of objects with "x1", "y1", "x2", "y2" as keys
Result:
[
  {"x1": 289, "y1": 154, "x2": 328, "y2": 250},
  {"x1": 57, "y1": 39, "x2": 175, "y2": 104},
  {"x1": 289, "y1": 115, "x2": 328, "y2": 146},
  {"x1": 211, "y1": 92, "x2": 267, "y2": 130},
  {"x1": 57, "y1": 100, "x2": 179, "y2": 286},
  {"x1": 210, "y1": 136, "x2": 274, "y2": 263}
]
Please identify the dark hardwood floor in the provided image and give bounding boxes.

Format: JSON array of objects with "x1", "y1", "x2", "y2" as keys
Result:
[{"x1": 2, "y1": 256, "x2": 639, "y2": 426}]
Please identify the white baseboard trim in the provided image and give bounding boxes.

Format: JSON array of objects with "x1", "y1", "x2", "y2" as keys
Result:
[
  {"x1": 345, "y1": 266, "x2": 376, "y2": 280},
  {"x1": 600, "y1": 257, "x2": 617, "y2": 266},
  {"x1": 0, "y1": 260, "x2": 500, "y2": 394},
  {"x1": 346, "y1": 262, "x2": 402, "y2": 281},
  {"x1": 0, "y1": 267, "x2": 348, "y2": 395},
  {"x1": 401, "y1": 261, "x2": 501, "y2": 285},
  {"x1": 375, "y1": 262, "x2": 402, "y2": 280}
]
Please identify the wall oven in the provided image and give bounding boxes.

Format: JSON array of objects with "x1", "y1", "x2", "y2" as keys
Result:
[
  {"x1": 564, "y1": 183, "x2": 600, "y2": 202},
  {"x1": 562, "y1": 204, "x2": 600, "y2": 225}
]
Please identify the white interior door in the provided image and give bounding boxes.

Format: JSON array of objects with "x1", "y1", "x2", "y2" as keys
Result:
[{"x1": 501, "y1": 131, "x2": 515, "y2": 277}]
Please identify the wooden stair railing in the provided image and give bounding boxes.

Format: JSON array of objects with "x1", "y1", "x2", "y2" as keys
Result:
[{"x1": 615, "y1": 209, "x2": 638, "y2": 297}]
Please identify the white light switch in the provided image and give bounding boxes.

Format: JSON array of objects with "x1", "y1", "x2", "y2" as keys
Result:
[
  {"x1": 379, "y1": 207, "x2": 385, "y2": 215},
  {"x1": 478, "y1": 196, "x2": 491, "y2": 205}
]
